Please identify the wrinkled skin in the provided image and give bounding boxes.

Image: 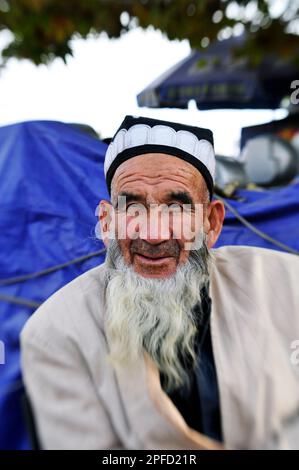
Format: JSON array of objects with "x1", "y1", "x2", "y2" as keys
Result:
[{"x1": 99, "y1": 153, "x2": 225, "y2": 278}]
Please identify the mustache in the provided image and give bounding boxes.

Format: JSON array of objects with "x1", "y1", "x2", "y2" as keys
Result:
[{"x1": 130, "y1": 239, "x2": 180, "y2": 259}]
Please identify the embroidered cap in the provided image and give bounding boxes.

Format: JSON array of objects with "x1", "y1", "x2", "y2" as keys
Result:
[{"x1": 104, "y1": 115, "x2": 215, "y2": 200}]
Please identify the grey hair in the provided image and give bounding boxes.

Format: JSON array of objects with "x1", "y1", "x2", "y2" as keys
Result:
[{"x1": 110, "y1": 175, "x2": 117, "y2": 207}]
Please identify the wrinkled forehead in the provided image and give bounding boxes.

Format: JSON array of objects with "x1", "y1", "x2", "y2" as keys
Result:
[{"x1": 111, "y1": 153, "x2": 207, "y2": 202}]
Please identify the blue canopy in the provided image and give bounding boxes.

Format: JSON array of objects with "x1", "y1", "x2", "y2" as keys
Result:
[
  {"x1": 137, "y1": 35, "x2": 298, "y2": 110},
  {"x1": 0, "y1": 120, "x2": 298, "y2": 449}
]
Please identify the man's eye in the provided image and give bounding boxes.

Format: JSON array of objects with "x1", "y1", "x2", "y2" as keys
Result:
[
  {"x1": 117, "y1": 203, "x2": 137, "y2": 213},
  {"x1": 126, "y1": 203, "x2": 143, "y2": 213},
  {"x1": 168, "y1": 203, "x2": 184, "y2": 211},
  {"x1": 169, "y1": 204, "x2": 193, "y2": 215}
]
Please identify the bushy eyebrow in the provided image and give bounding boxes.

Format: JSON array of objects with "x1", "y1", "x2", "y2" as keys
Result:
[
  {"x1": 114, "y1": 191, "x2": 144, "y2": 208},
  {"x1": 166, "y1": 191, "x2": 195, "y2": 208},
  {"x1": 114, "y1": 190, "x2": 195, "y2": 209}
]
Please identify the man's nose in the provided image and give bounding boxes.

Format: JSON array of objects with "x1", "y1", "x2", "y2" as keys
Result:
[{"x1": 139, "y1": 208, "x2": 171, "y2": 244}]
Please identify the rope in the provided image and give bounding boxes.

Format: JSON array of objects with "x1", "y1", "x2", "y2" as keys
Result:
[
  {"x1": 0, "y1": 248, "x2": 106, "y2": 308},
  {"x1": 0, "y1": 293, "x2": 41, "y2": 309},
  {"x1": 0, "y1": 248, "x2": 106, "y2": 287},
  {"x1": 218, "y1": 195, "x2": 299, "y2": 256}
]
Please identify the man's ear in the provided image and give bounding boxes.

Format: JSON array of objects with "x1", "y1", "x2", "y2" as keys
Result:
[
  {"x1": 98, "y1": 199, "x2": 114, "y2": 248},
  {"x1": 204, "y1": 199, "x2": 225, "y2": 248}
]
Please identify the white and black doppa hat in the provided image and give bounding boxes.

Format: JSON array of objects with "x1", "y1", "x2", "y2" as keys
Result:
[{"x1": 104, "y1": 115, "x2": 215, "y2": 199}]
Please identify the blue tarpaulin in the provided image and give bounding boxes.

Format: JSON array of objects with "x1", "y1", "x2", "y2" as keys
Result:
[
  {"x1": 216, "y1": 180, "x2": 299, "y2": 252},
  {"x1": 0, "y1": 121, "x2": 108, "y2": 450},
  {"x1": 0, "y1": 120, "x2": 298, "y2": 449}
]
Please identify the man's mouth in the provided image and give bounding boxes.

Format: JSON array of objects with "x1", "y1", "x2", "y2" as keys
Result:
[
  {"x1": 130, "y1": 240, "x2": 180, "y2": 272},
  {"x1": 134, "y1": 253, "x2": 174, "y2": 265}
]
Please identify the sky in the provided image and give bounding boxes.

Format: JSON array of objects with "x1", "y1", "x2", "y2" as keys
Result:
[{"x1": 0, "y1": 26, "x2": 287, "y2": 156}]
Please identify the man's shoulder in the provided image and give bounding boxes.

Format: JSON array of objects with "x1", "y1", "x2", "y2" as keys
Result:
[
  {"x1": 21, "y1": 262, "x2": 108, "y2": 346},
  {"x1": 211, "y1": 244, "x2": 299, "y2": 308},
  {"x1": 211, "y1": 244, "x2": 299, "y2": 325},
  {"x1": 212, "y1": 244, "x2": 299, "y2": 270}
]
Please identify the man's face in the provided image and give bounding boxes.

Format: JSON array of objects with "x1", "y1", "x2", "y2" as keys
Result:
[
  {"x1": 105, "y1": 153, "x2": 210, "y2": 279},
  {"x1": 101, "y1": 153, "x2": 225, "y2": 390}
]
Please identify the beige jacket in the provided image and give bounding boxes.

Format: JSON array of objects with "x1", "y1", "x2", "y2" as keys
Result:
[{"x1": 20, "y1": 246, "x2": 299, "y2": 450}]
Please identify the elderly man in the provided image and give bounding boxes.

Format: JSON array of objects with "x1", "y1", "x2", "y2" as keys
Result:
[{"x1": 21, "y1": 115, "x2": 299, "y2": 450}]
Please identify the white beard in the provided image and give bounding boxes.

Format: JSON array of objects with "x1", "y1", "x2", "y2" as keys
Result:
[{"x1": 104, "y1": 238, "x2": 213, "y2": 393}]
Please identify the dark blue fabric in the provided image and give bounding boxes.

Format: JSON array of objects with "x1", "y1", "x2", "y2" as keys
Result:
[
  {"x1": 0, "y1": 120, "x2": 109, "y2": 450},
  {"x1": 160, "y1": 285, "x2": 222, "y2": 442},
  {"x1": 137, "y1": 35, "x2": 298, "y2": 110},
  {"x1": 196, "y1": 316, "x2": 222, "y2": 442}
]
